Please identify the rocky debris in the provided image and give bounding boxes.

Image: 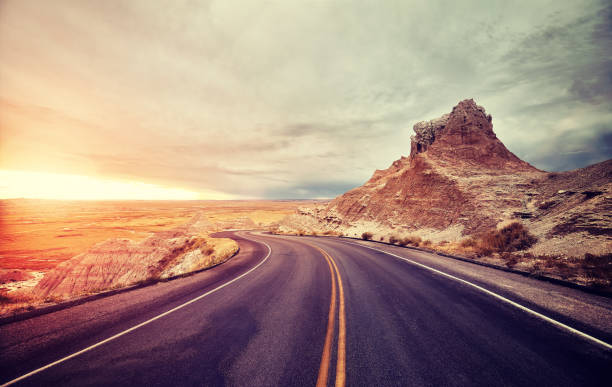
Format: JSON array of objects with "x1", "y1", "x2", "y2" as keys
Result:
[
  {"x1": 410, "y1": 113, "x2": 450, "y2": 155},
  {"x1": 279, "y1": 99, "x2": 611, "y2": 260},
  {"x1": 528, "y1": 159, "x2": 612, "y2": 246}
]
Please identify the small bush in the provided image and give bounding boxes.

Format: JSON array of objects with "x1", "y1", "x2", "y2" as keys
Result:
[
  {"x1": 389, "y1": 235, "x2": 399, "y2": 245},
  {"x1": 582, "y1": 253, "x2": 612, "y2": 285},
  {"x1": 478, "y1": 222, "x2": 537, "y2": 254},
  {"x1": 400, "y1": 235, "x2": 422, "y2": 247},
  {"x1": 361, "y1": 232, "x2": 373, "y2": 240},
  {"x1": 421, "y1": 239, "x2": 432, "y2": 247},
  {"x1": 460, "y1": 237, "x2": 478, "y2": 248}
]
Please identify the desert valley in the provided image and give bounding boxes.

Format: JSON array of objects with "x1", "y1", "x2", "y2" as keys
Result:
[
  {"x1": 1, "y1": 100, "x2": 609, "y2": 317},
  {"x1": 1, "y1": 1, "x2": 611, "y2": 385},
  {"x1": 0, "y1": 200, "x2": 312, "y2": 313}
]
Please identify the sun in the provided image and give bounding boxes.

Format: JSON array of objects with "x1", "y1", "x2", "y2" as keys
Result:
[{"x1": 0, "y1": 170, "x2": 223, "y2": 200}]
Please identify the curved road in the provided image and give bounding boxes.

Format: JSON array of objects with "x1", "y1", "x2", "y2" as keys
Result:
[{"x1": 0, "y1": 232, "x2": 611, "y2": 386}]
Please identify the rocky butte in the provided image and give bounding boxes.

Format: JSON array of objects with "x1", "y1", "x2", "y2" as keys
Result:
[{"x1": 280, "y1": 99, "x2": 611, "y2": 262}]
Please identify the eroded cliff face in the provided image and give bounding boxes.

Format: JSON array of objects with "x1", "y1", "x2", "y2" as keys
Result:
[
  {"x1": 411, "y1": 99, "x2": 535, "y2": 170},
  {"x1": 292, "y1": 99, "x2": 544, "y2": 238},
  {"x1": 279, "y1": 99, "x2": 610, "y2": 258},
  {"x1": 32, "y1": 214, "x2": 238, "y2": 300}
]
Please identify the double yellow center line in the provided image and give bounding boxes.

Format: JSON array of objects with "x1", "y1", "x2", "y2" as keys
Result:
[{"x1": 312, "y1": 245, "x2": 346, "y2": 387}]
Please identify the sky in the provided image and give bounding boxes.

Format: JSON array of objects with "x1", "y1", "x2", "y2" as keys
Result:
[{"x1": 0, "y1": 0, "x2": 610, "y2": 199}]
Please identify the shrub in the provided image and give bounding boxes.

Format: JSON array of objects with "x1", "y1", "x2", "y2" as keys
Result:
[
  {"x1": 478, "y1": 222, "x2": 537, "y2": 254},
  {"x1": 421, "y1": 239, "x2": 432, "y2": 247},
  {"x1": 361, "y1": 232, "x2": 373, "y2": 240},
  {"x1": 460, "y1": 237, "x2": 478, "y2": 248},
  {"x1": 582, "y1": 253, "x2": 612, "y2": 286},
  {"x1": 389, "y1": 235, "x2": 399, "y2": 245},
  {"x1": 400, "y1": 235, "x2": 422, "y2": 247}
]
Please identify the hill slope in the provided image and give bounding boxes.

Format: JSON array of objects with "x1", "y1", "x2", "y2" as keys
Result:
[{"x1": 280, "y1": 99, "x2": 611, "y2": 262}]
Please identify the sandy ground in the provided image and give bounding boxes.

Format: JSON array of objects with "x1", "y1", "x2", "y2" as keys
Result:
[{"x1": 0, "y1": 199, "x2": 314, "y2": 298}]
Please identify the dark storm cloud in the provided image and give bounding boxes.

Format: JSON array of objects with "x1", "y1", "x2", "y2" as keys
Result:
[
  {"x1": 263, "y1": 180, "x2": 363, "y2": 200},
  {"x1": 527, "y1": 128, "x2": 612, "y2": 172}
]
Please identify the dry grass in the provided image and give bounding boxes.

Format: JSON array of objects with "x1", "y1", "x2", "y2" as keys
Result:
[
  {"x1": 478, "y1": 222, "x2": 538, "y2": 254},
  {"x1": 398, "y1": 235, "x2": 422, "y2": 247},
  {"x1": 361, "y1": 232, "x2": 373, "y2": 240},
  {"x1": 581, "y1": 253, "x2": 612, "y2": 287},
  {"x1": 453, "y1": 223, "x2": 538, "y2": 257}
]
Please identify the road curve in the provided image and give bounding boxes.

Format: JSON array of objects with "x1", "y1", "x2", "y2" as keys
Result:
[{"x1": 1, "y1": 232, "x2": 611, "y2": 386}]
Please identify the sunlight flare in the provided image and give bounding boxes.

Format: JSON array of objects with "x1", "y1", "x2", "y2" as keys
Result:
[{"x1": 0, "y1": 170, "x2": 224, "y2": 200}]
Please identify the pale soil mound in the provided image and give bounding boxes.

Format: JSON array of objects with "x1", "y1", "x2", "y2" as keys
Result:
[{"x1": 29, "y1": 213, "x2": 238, "y2": 301}]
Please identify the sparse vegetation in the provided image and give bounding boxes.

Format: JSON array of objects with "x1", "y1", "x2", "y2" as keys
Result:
[
  {"x1": 389, "y1": 235, "x2": 399, "y2": 245},
  {"x1": 477, "y1": 222, "x2": 537, "y2": 255},
  {"x1": 361, "y1": 232, "x2": 373, "y2": 240},
  {"x1": 582, "y1": 253, "x2": 612, "y2": 287},
  {"x1": 399, "y1": 235, "x2": 422, "y2": 247},
  {"x1": 459, "y1": 237, "x2": 478, "y2": 248}
]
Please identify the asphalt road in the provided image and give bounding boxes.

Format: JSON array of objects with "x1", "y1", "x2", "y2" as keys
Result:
[{"x1": 1, "y1": 232, "x2": 610, "y2": 386}]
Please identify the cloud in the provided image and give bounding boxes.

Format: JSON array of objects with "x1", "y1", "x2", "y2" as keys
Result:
[
  {"x1": 1, "y1": 0, "x2": 610, "y2": 198},
  {"x1": 526, "y1": 128, "x2": 612, "y2": 172}
]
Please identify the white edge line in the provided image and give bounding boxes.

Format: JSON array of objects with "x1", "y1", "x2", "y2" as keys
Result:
[
  {"x1": 1, "y1": 236, "x2": 272, "y2": 387},
  {"x1": 343, "y1": 240, "x2": 612, "y2": 351}
]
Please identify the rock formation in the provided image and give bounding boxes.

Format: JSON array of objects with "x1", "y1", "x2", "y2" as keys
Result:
[
  {"x1": 32, "y1": 214, "x2": 238, "y2": 300},
  {"x1": 280, "y1": 99, "x2": 611, "y2": 258}
]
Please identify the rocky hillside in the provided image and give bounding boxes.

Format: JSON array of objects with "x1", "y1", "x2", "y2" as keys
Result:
[
  {"x1": 32, "y1": 213, "x2": 238, "y2": 300},
  {"x1": 280, "y1": 99, "x2": 611, "y2": 260}
]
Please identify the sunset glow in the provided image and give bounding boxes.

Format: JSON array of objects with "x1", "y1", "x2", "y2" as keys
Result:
[{"x1": 0, "y1": 170, "x2": 231, "y2": 200}]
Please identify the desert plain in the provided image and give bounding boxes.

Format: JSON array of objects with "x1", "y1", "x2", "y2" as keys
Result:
[{"x1": 0, "y1": 199, "x2": 316, "y2": 313}]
